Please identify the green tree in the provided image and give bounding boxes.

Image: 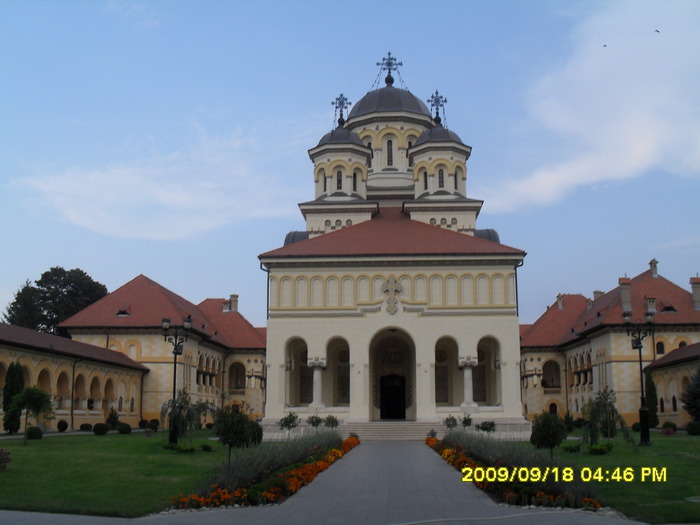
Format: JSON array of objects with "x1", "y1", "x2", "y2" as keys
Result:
[
  {"x1": 160, "y1": 390, "x2": 215, "y2": 446},
  {"x1": 3, "y1": 267, "x2": 108, "y2": 334},
  {"x1": 2, "y1": 362, "x2": 25, "y2": 434},
  {"x1": 680, "y1": 366, "x2": 700, "y2": 422},
  {"x1": 645, "y1": 371, "x2": 659, "y2": 428},
  {"x1": 583, "y1": 388, "x2": 632, "y2": 446},
  {"x1": 214, "y1": 406, "x2": 256, "y2": 468},
  {"x1": 11, "y1": 387, "x2": 53, "y2": 444},
  {"x1": 530, "y1": 411, "x2": 567, "y2": 462},
  {"x1": 277, "y1": 412, "x2": 300, "y2": 439}
]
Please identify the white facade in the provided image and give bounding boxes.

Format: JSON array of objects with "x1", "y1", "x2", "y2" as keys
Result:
[{"x1": 259, "y1": 62, "x2": 528, "y2": 431}]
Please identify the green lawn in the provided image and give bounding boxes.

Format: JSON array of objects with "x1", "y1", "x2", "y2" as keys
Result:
[
  {"x1": 0, "y1": 430, "x2": 227, "y2": 517},
  {"x1": 554, "y1": 430, "x2": 700, "y2": 524}
]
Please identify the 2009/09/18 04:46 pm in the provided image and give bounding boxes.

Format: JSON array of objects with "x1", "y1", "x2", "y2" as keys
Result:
[{"x1": 461, "y1": 466, "x2": 667, "y2": 483}]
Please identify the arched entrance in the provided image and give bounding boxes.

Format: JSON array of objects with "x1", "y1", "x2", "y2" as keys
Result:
[{"x1": 370, "y1": 329, "x2": 415, "y2": 421}]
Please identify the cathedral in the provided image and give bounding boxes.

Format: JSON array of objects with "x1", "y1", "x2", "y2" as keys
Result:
[{"x1": 259, "y1": 54, "x2": 529, "y2": 434}]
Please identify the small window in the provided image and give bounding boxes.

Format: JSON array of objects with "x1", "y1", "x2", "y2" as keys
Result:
[
  {"x1": 407, "y1": 141, "x2": 413, "y2": 167},
  {"x1": 367, "y1": 142, "x2": 372, "y2": 167},
  {"x1": 659, "y1": 397, "x2": 665, "y2": 413},
  {"x1": 336, "y1": 170, "x2": 342, "y2": 191},
  {"x1": 423, "y1": 171, "x2": 428, "y2": 191},
  {"x1": 672, "y1": 396, "x2": 677, "y2": 412},
  {"x1": 438, "y1": 169, "x2": 444, "y2": 188},
  {"x1": 386, "y1": 139, "x2": 393, "y2": 166},
  {"x1": 679, "y1": 341, "x2": 687, "y2": 348},
  {"x1": 352, "y1": 172, "x2": 358, "y2": 192},
  {"x1": 323, "y1": 175, "x2": 327, "y2": 193},
  {"x1": 656, "y1": 342, "x2": 665, "y2": 355}
]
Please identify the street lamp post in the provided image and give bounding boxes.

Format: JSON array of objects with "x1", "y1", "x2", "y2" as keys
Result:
[
  {"x1": 162, "y1": 315, "x2": 192, "y2": 444},
  {"x1": 622, "y1": 309, "x2": 655, "y2": 446}
]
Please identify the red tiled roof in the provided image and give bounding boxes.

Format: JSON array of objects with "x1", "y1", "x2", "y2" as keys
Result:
[
  {"x1": 520, "y1": 294, "x2": 589, "y2": 348},
  {"x1": 259, "y1": 207, "x2": 525, "y2": 259},
  {"x1": 197, "y1": 299, "x2": 266, "y2": 349},
  {"x1": 60, "y1": 275, "x2": 264, "y2": 351},
  {"x1": 0, "y1": 323, "x2": 148, "y2": 372},
  {"x1": 563, "y1": 270, "x2": 700, "y2": 344},
  {"x1": 646, "y1": 342, "x2": 700, "y2": 371},
  {"x1": 60, "y1": 274, "x2": 223, "y2": 341}
]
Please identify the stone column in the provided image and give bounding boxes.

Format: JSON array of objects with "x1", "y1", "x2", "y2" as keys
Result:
[
  {"x1": 309, "y1": 357, "x2": 326, "y2": 409},
  {"x1": 460, "y1": 356, "x2": 479, "y2": 412}
]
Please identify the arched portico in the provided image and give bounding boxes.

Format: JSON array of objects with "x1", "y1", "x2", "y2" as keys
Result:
[{"x1": 369, "y1": 329, "x2": 416, "y2": 421}]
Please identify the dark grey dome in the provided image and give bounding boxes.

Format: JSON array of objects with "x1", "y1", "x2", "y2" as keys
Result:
[
  {"x1": 348, "y1": 85, "x2": 431, "y2": 119},
  {"x1": 316, "y1": 126, "x2": 367, "y2": 148},
  {"x1": 413, "y1": 122, "x2": 465, "y2": 147}
]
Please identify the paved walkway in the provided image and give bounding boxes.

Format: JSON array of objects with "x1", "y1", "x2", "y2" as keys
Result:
[{"x1": 1, "y1": 441, "x2": 646, "y2": 525}]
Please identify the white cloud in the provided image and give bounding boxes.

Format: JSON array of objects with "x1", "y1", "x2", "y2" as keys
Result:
[
  {"x1": 105, "y1": 1, "x2": 161, "y2": 30},
  {"x1": 18, "y1": 129, "x2": 308, "y2": 240},
  {"x1": 485, "y1": 0, "x2": 700, "y2": 213}
]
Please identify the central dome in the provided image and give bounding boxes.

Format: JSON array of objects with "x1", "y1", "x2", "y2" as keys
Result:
[{"x1": 348, "y1": 84, "x2": 431, "y2": 119}]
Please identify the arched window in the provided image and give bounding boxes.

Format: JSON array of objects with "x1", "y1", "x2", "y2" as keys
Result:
[
  {"x1": 423, "y1": 171, "x2": 428, "y2": 191},
  {"x1": 672, "y1": 396, "x2": 677, "y2": 412},
  {"x1": 367, "y1": 142, "x2": 372, "y2": 167},
  {"x1": 454, "y1": 168, "x2": 460, "y2": 190},
  {"x1": 438, "y1": 169, "x2": 444, "y2": 188},
  {"x1": 659, "y1": 397, "x2": 665, "y2": 413},
  {"x1": 336, "y1": 170, "x2": 342, "y2": 191},
  {"x1": 407, "y1": 141, "x2": 413, "y2": 167},
  {"x1": 232, "y1": 362, "x2": 246, "y2": 390},
  {"x1": 352, "y1": 172, "x2": 358, "y2": 192},
  {"x1": 679, "y1": 341, "x2": 687, "y2": 348},
  {"x1": 323, "y1": 173, "x2": 327, "y2": 193},
  {"x1": 549, "y1": 403, "x2": 558, "y2": 415},
  {"x1": 386, "y1": 139, "x2": 393, "y2": 166},
  {"x1": 656, "y1": 342, "x2": 665, "y2": 355}
]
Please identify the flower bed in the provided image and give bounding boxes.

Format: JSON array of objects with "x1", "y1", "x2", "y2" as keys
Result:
[
  {"x1": 426, "y1": 437, "x2": 601, "y2": 510},
  {"x1": 173, "y1": 435, "x2": 360, "y2": 509}
]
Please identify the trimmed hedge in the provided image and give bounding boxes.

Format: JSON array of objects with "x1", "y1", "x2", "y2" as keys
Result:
[
  {"x1": 93, "y1": 423, "x2": 110, "y2": 435},
  {"x1": 79, "y1": 423, "x2": 93, "y2": 432},
  {"x1": 117, "y1": 423, "x2": 132, "y2": 434},
  {"x1": 686, "y1": 421, "x2": 700, "y2": 436},
  {"x1": 26, "y1": 426, "x2": 43, "y2": 440},
  {"x1": 57, "y1": 420, "x2": 68, "y2": 433}
]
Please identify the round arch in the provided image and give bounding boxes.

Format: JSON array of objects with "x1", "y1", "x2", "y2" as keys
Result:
[{"x1": 369, "y1": 328, "x2": 416, "y2": 421}]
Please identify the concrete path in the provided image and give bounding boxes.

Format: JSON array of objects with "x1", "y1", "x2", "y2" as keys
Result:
[{"x1": 1, "y1": 441, "x2": 646, "y2": 525}]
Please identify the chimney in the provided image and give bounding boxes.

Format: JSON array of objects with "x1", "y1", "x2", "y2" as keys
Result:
[
  {"x1": 557, "y1": 294, "x2": 564, "y2": 310},
  {"x1": 593, "y1": 290, "x2": 605, "y2": 300},
  {"x1": 649, "y1": 258, "x2": 659, "y2": 277},
  {"x1": 223, "y1": 294, "x2": 239, "y2": 313},
  {"x1": 691, "y1": 277, "x2": 700, "y2": 311},
  {"x1": 619, "y1": 277, "x2": 632, "y2": 313}
]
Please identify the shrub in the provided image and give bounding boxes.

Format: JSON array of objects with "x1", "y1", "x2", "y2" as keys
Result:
[
  {"x1": 57, "y1": 419, "x2": 68, "y2": 433},
  {"x1": 530, "y1": 412, "x2": 567, "y2": 461},
  {"x1": 117, "y1": 423, "x2": 132, "y2": 434},
  {"x1": 277, "y1": 412, "x2": 300, "y2": 437},
  {"x1": 461, "y1": 414, "x2": 472, "y2": 427},
  {"x1": 324, "y1": 415, "x2": 339, "y2": 429},
  {"x1": 206, "y1": 422, "x2": 214, "y2": 430},
  {"x1": 661, "y1": 421, "x2": 677, "y2": 432},
  {"x1": 476, "y1": 421, "x2": 496, "y2": 433},
  {"x1": 79, "y1": 423, "x2": 92, "y2": 432},
  {"x1": 661, "y1": 427, "x2": 675, "y2": 436},
  {"x1": 306, "y1": 415, "x2": 323, "y2": 429},
  {"x1": 106, "y1": 407, "x2": 120, "y2": 430},
  {"x1": 561, "y1": 442, "x2": 582, "y2": 453},
  {"x1": 93, "y1": 423, "x2": 110, "y2": 435},
  {"x1": 631, "y1": 422, "x2": 640, "y2": 432},
  {"x1": 686, "y1": 421, "x2": 700, "y2": 435},
  {"x1": 443, "y1": 414, "x2": 458, "y2": 430},
  {"x1": 247, "y1": 419, "x2": 263, "y2": 445},
  {"x1": 588, "y1": 443, "x2": 613, "y2": 455},
  {"x1": 427, "y1": 428, "x2": 437, "y2": 439},
  {"x1": 0, "y1": 449, "x2": 10, "y2": 471},
  {"x1": 148, "y1": 419, "x2": 159, "y2": 432},
  {"x1": 563, "y1": 412, "x2": 575, "y2": 434},
  {"x1": 138, "y1": 419, "x2": 149, "y2": 429},
  {"x1": 680, "y1": 365, "x2": 700, "y2": 422},
  {"x1": 25, "y1": 426, "x2": 43, "y2": 440},
  {"x1": 201, "y1": 443, "x2": 213, "y2": 452}
]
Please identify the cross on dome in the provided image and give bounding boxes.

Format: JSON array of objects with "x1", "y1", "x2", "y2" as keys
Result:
[
  {"x1": 428, "y1": 90, "x2": 447, "y2": 123},
  {"x1": 331, "y1": 93, "x2": 352, "y2": 126},
  {"x1": 377, "y1": 51, "x2": 403, "y2": 85}
]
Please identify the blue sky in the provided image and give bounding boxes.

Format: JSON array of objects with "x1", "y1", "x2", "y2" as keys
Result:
[{"x1": 1, "y1": 0, "x2": 699, "y2": 328}]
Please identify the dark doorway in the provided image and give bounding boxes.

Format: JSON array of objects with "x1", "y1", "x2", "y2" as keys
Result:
[{"x1": 380, "y1": 374, "x2": 406, "y2": 419}]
